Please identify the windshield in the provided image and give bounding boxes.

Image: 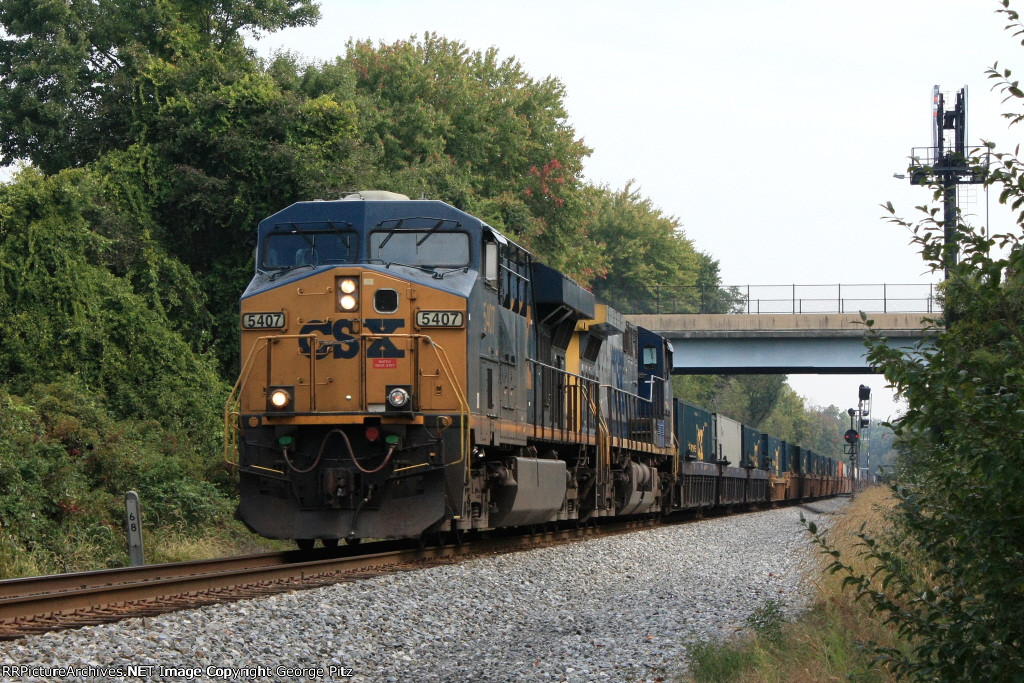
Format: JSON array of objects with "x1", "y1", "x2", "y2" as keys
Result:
[
  {"x1": 369, "y1": 230, "x2": 470, "y2": 268},
  {"x1": 262, "y1": 230, "x2": 357, "y2": 269}
]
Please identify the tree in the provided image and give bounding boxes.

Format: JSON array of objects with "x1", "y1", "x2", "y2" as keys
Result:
[
  {"x1": 588, "y1": 183, "x2": 700, "y2": 308},
  {"x1": 694, "y1": 251, "x2": 744, "y2": 313},
  {"x1": 0, "y1": 0, "x2": 318, "y2": 173},
  {"x1": 585, "y1": 183, "x2": 740, "y2": 313},
  {"x1": 0, "y1": 167, "x2": 226, "y2": 438}
]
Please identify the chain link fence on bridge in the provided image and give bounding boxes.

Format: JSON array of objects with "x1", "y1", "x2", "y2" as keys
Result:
[{"x1": 598, "y1": 283, "x2": 942, "y2": 315}]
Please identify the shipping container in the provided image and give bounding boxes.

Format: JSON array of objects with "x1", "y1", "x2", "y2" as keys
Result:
[{"x1": 675, "y1": 399, "x2": 713, "y2": 462}]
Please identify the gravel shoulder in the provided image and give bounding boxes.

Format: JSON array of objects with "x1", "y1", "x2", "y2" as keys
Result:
[{"x1": 0, "y1": 497, "x2": 850, "y2": 683}]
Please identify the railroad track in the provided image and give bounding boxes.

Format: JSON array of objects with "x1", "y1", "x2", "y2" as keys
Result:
[{"x1": 0, "y1": 518, "x2": 658, "y2": 640}]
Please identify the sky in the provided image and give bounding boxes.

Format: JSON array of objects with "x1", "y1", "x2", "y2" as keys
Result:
[{"x1": 251, "y1": 0, "x2": 1024, "y2": 421}]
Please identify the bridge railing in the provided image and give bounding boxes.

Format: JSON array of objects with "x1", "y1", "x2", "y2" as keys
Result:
[{"x1": 603, "y1": 283, "x2": 942, "y2": 315}]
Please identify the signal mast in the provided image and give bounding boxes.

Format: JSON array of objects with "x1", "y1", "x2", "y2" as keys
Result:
[
  {"x1": 907, "y1": 86, "x2": 987, "y2": 279},
  {"x1": 845, "y1": 384, "x2": 871, "y2": 486}
]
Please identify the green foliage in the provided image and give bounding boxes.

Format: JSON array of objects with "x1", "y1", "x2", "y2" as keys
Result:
[
  {"x1": 855, "y1": 217, "x2": 1024, "y2": 678},
  {"x1": 339, "y1": 33, "x2": 599, "y2": 282},
  {"x1": 587, "y1": 182, "x2": 696, "y2": 305},
  {"x1": 0, "y1": 0, "x2": 319, "y2": 173},
  {"x1": 0, "y1": 167, "x2": 228, "y2": 441},
  {"x1": 745, "y1": 598, "x2": 786, "y2": 645},
  {"x1": 695, "y1": 252, "x2": 745, "y2": 314},
  {"x1": 0, "y1": 382, "x2": 233, "y2": 577},
  {"x1": 587, "y1": 183, "x2": 742, "y2": 313},
  {"x1": 686, "y1": 638, "x2": 760, "y2": 683},
  {"x1": 141, "y1": 49, "x2": 365, "y2": 370},
  {"x1": 0, "y1": 167, "x2": 232, "y2": 575}
]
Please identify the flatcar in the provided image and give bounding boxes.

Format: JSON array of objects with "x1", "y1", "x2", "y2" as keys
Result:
[{"x1": 224, "y1": 192, "x2": 849, "y2": 547}]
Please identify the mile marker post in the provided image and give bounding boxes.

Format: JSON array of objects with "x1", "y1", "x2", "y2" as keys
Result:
[{"x1": 125, "y1": 491, "x2": 145, "y2": 566}]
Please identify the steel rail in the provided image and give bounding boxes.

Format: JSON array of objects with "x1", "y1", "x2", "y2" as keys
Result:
[{"x1": 0, "y1": 519, "x2": 661, "y2": 639}]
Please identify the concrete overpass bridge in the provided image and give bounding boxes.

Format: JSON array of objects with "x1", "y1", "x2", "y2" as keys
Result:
[{"x1": 625, "y1": 312, "x2": 936, "y2": 374}]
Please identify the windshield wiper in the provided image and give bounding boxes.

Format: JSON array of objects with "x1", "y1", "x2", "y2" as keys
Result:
[
  {"x1": 286, "y1": 223, "x2": 315, "y2": 248},
  {"x1": 415, "y1": 219, "x2": 446, "y2": 247},
  {"x1": 431, "y1": 266, "x2": 470, "y2": 279},
  {"x1": 377, "y1": 219, "x2": 403, "y2": 250},
  {"x1": 385, "y1": 261, "x2": 437, "y2": 275},
  {"x1": 268, "y1": 263, "x2": 315, "y2": 281},
  {"x1": 324, "y1": 220, "x2": 353, "y2": 262}
]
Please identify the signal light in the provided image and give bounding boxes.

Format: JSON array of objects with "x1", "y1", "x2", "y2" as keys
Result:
[{"x1": 844, "y1": 429, "x2": 859, "y2": 445}]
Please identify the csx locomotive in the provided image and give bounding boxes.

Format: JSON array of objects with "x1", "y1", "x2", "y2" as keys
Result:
[{"x1": 225, "y1": 192, "x2": 850, "y2": 548}]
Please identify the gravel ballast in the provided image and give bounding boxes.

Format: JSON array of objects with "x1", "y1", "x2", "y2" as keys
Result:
[{"x1": 0, "y1": 497, "x2": 849, "y2": 682}]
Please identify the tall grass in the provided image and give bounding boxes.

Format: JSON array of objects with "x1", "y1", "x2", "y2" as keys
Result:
[
  {"x1": 144, "y1": 521, "x2": 293, "y2": 565},
  {"x1": 683, "y1": 487, "x2": 902, "y2": 683}
]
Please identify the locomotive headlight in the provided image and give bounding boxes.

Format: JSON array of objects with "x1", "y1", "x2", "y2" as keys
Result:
[
  {"x1": 386, "y1": 387, "x2": 410, "y2": 409},
  {"x1": 267, "y1": 386, "x2": 293, "y2": 411},
  {"x1": 337, "y1": 277, "x2": 358, "y2": 311}
]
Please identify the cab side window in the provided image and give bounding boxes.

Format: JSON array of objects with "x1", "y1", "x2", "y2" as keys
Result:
[
  {"x1": 499, "y1": 243, "x2": 531, "y2": 317},
  {"x1": 484, "y1": 239, "x2": 499, "y2": 289}
]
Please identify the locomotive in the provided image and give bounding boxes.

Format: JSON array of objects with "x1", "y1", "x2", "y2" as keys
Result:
[{"x1": 225, "y1": 192, "x2": 850, "y2": 548}]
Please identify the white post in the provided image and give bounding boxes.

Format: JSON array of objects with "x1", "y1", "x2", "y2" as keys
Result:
[{"x1": 125, "y1": 491, "x2": 145, "y2": 567}]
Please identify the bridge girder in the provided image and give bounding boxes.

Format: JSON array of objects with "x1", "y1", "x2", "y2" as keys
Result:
[{"x1": 625, "y1": 313, "x2": 935, "y2": 375}]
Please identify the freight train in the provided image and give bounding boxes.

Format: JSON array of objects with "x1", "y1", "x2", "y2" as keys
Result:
[{"x1": 224, "y1": 192, "x2": 851, "y2": 548}]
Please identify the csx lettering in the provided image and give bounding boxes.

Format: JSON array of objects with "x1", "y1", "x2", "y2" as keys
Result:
[
  {"x1": 331, "y1": 319, "x2": 359, "y2": 358},
  {"x1": 364, "y1": 318, "x2": 405, "y2": 359},
  {"x1": 298, "y1": 320, "x2": 332, "y2": 359},
  {"x1": 298, "y1": 319, "x2": 404, "y2": 359}
]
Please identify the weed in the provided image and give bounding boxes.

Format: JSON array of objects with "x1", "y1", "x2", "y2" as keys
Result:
[{"x1": 745, "y1": 598, "x2": 786, "y2": 645}]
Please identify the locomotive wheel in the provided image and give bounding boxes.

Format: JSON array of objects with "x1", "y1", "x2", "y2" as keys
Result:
[
  {"x1": 344, "y1": 537, "x2": 361, "y2": 546},
  {"x1": 295, "y1": 539, "x2": 315, "y2": 551},
  {"x1": 322, "y1": 538, "x2": 339, "y2": 548}
]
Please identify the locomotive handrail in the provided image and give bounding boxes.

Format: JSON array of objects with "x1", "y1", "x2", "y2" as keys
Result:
[
  {"x1": 528, "y1": 359, "x2": 602, "y2": 443},
  {"x1": 580, "y1": 383, "x2": 611, "y2": 509},
  {"x1": 223, "y1": 333, "x2": 319, "y2": 468},
  {"x1": 599, "y1": 382, "x2": 669, "y2": 453}
]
